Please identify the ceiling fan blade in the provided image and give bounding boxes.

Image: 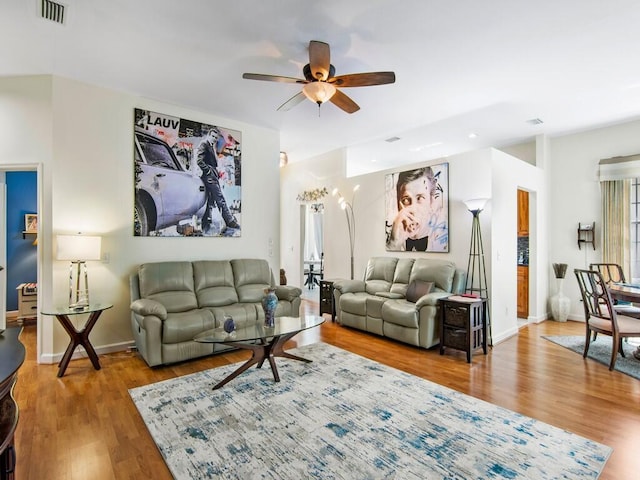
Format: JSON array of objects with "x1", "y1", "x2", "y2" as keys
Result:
[
  {"x1": 277, "y1": 91, "x2": 306, "y2": 111},
  {"x1": 242, "y1": 73, "x2": 306, "y2": 84},
  {"x1": 330, "y1": 72, "x2": 396, "y2": 88},
  {"x1": 330, "y1": 89, "x2": 360, "y2": 114},
  {"x1": 309, "y1": 40, "x2": 331, "y2": 81}
]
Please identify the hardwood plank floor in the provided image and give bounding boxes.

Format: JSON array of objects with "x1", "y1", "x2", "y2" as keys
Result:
[{"x1": 12, "y1": 300, "x2": 640, "y2": 479}]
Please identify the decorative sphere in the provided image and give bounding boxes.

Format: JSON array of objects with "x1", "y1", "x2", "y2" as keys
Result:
[{"x1": 223, "y1": 316, "x2": 235, "y2": 333}]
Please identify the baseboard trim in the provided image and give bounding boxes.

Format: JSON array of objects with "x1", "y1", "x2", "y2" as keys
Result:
[{"x1": 39, "y1": 340, "x2": 136, "y2": 365}]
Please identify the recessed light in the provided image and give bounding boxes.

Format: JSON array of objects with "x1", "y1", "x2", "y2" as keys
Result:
[
  {"x1": 526, "y1": 118, "x2": 544, "y2": 125},
  {"x1": 468, "y1": 133, "x2": 478, "y2": 139}
]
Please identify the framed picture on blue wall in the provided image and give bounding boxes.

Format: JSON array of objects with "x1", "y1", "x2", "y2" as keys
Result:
[{"x1": 24, "y1": 214, "x2": 37, "y2": 233}]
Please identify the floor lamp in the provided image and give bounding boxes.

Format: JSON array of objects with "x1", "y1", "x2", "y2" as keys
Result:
[
  {"x1": 463, "y1": 198, "x2": 492, "y2": 345},
  {"x1": 56, "y1": 234, "x2": 102, "y2": 308},
  {"x1": 332, "y1": 185, "x2": 359, "y2": 280}
]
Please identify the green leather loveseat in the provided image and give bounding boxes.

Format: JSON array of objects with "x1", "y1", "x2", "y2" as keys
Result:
[
  {"x1": 333, "y1": 257, "x2": 465, "y2": 349},
  {"x1": 129, "y1": 259, "x2": 302, "y2": 367}
]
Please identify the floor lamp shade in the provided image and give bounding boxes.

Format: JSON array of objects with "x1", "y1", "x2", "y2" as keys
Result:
[{"x1": 56, "y1": 235, "x2": 102, "y2": 308}]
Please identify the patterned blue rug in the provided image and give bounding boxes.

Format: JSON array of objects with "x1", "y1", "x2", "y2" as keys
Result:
[
  {"x1": 129, "y1": 343, "x2": 611, "y2": 479},
  {"x1": 544, "y1": 335, "x2": 640, "y2": 380}
]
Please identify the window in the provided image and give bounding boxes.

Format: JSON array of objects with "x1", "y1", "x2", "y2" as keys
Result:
[{"x1": 632, "y1": 178, "x2": 640, "y2": 282}]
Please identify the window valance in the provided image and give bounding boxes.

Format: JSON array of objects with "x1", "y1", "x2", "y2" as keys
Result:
[{"x1": 599, "y1": 154, "x2": 640, "y2": 181}]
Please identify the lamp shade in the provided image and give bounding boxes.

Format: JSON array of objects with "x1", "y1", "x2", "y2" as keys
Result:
[
  {"x1": 302, "y1": 82, "x2": 336, "y2": 104},
  {"x1": 56, "y1": 235, "x2": 102, "y2": 261},
  {"x1": 464, "y1": 198, "x2": 489, "y2": 214}
]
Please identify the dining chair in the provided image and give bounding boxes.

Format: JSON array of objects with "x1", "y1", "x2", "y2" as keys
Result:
[
  {"x1": 574, "y1": 268, "x2": 640, "y2": 370},
  {"x1": 589, "y1": 263, "x2": 640, "y2": 319},
  {"x1": 589, "y1": 263, "x2": 626, "y2": 284},
  {"x1": 311, "y1": 252, "x2": 324, "y2": 287}
]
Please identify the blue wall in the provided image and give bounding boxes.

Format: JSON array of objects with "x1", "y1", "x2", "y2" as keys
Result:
[{"x1": 6, "y1": 171, "x2": 37, "y2": 311}]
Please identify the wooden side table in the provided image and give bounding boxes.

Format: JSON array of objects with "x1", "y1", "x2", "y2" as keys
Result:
[
  {"x1": 42, "y1": 303, "x2": 113, "y2": 377},
  {"x1": 319, "y1": 280, "x2": 336, "y2": 321},
  {"x1": 439, "y1": 296, "x2": 487, "y2": 363}
]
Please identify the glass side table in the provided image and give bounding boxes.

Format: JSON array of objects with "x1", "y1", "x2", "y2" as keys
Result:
[{"x1": 42, "y1": 303, "x2": 113, "y2": 377}]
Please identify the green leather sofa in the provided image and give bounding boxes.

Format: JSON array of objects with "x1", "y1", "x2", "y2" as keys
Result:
[
  {"x1": 129, "y1": 259, "x2": 302, "y2": 367},
  {"x1": 333, "y1": 257, "x2": 466, "y2": 349}
]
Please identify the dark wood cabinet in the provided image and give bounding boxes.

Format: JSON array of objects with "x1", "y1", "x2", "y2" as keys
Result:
[
  {"x1": 517, "y1": 189, "x2": 529, "y2": 236},
  {"x1": 0, "y1": 328, "x2": 25, "y2": 480},
  {"x1": 319, "y1": 280, "x2": 335, "y2": 321},
  {"x1": 439, "y1": 297, "x2": 487, "y2": 363},
  {"x1": 517, "y1": 266, "x2": 529, "y2": 318}
]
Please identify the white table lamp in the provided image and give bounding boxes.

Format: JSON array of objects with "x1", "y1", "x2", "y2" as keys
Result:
[{"x1": 56, "y1": 234, "x2": 101, "y2": 308}]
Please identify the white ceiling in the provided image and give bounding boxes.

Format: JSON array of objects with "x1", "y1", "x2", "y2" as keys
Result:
[{"x1": 2, "y1": 0, "x2": 640, "y2": 174}]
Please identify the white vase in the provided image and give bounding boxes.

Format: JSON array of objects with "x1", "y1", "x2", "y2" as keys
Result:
[{"x1": 550, "y1": 278, "x2": 570, "y2": 322}]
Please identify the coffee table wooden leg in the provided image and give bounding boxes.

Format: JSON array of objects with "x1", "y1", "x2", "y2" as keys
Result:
[
  {"x1": 213, "y1": 333, "x2": 315, "y2": 389},
  {"x1": 212, "y1": 342, "x2": 266, "y2": 390}
]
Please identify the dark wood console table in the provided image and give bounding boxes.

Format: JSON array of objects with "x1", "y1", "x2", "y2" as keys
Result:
[{"x1": 0, "y1": 328, "x2": 26, "y2": 480}]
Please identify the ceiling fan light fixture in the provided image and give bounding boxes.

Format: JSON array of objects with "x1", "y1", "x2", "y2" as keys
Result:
[{"x1": 302, "y1": 82, "x2": 336, "y2": 105}]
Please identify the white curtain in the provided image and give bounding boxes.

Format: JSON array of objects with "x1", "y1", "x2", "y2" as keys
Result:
[
  {"x1": 601, "y1": 179, "x2": 630, "y2": 277},
  {"x1": 304, "y1": 206, "x2": 323, "y2": 261}
]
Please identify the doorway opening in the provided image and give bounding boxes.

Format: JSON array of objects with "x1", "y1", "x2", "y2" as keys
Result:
[{"x1": 0, "y1": 166, "x2": 41, "y2": 362}]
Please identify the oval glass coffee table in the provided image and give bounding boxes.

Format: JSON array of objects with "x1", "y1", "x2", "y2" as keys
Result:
[{"x1": 194, "y1": 315, "x2": 324, "y2": 389}]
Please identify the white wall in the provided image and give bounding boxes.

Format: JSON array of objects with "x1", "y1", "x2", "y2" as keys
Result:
[
  {"x1": 281, "y1": 145, "x2": 550, "y2": 345},
  {"x1": 0, "y1": 75, "x2": 281, "y2": 362},
  {"x1": 490, "y1": 148, "x2": 546, "y2": 343},
  {"x1": 0, "y1": 75, "x2": 53, "y2": 355},
  {"x1": 549, "y1": 120, "x2": 640, "y2": 319}
]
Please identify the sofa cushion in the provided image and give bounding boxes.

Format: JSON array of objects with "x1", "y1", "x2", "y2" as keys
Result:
[
  {"x1": 364, "y1": 257, "x2": 398, "y2": 293},
  {"x1": 410, "y1": 259, "x2": 456, "y2": 292},
  {"x1": 366, "y1": 295, "x2": 387, "y2": 319},
  {"x1": 208, "y1": 304, "x2": 260, "y2": 326},
  {"x1": 193, "y1": 260, "x2": 239, "y2": 307},
  {"x1": 406, "y1": 280, "x2": 434, "y2": 303},
  {"x1": 381, "y1": 300, "x2": 419, "y2": 328},
  {"x1": 162, "y1": 309, "x2": 215, "y2": 344},
  {"x1": 231, "y1": 259, "x2": 273, "y2": 302},
  {"x1": 390, "y1": 258, "x2": 415, "y2": 294},
  {"x1": 340, "y1": 292, "x2": 369, "y2": 316},
  {"x1": 138, "y1": 262, "x2": 198, "y2": 313}
]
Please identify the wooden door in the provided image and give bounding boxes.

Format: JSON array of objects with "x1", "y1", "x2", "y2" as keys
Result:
[
  {"x1": 517, "y1": 190, "x2": 529, "y2": 236},
  {"x1": 517, "y1": 266, "x2": 529, "y2": 318}
]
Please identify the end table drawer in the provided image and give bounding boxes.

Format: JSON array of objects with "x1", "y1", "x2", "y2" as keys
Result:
[{"x1": 443, "y1": 304, "x2": 469, "y2": 328}]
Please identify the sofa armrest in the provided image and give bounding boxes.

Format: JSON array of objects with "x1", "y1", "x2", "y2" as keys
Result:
[
  {"x1": 274, "y1": 285, "x2": 302, "y2": 302},
  {"x1": 415, "y1": 291, "x2": 451, "y2": 308},
  {"x1": 333, "y1": 279, "x2": 365, "y2": 294},
  {"x1": 130, "y1": 299, "x2": 168, "y2": 321}
]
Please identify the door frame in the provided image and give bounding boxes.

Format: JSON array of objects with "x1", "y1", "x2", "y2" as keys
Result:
[{"x1": 0, "y1": 163, "x2": 42, "y2": 361}]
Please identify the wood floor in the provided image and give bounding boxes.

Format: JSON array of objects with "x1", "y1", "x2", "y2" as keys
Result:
[{"x1": 12, "y1": 300, "x2": 640, "y2": 479}]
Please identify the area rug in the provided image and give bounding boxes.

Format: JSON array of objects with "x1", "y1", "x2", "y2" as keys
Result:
[
  {"x1": 129, "y1": 343, "x2": 611, "y2": 479},
  {"x1": 544, "y1": 334, "x2": 640, "y2": 380}
]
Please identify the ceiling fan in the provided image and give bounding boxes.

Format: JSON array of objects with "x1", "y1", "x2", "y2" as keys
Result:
[{"x1": 242, "y1": 40, "x2": 396, "y2": 114}]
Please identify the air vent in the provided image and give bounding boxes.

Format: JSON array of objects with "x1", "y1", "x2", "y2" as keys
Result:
[
  {"x1": 526, "y1": 118, "x2": 544, "y2": 125},
  {"x1": 41, "y1": 0, "x2": 66, "y2": 24},
  {"x1": 385, "y1": 136, "x2": 401, "y2": 143}
]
